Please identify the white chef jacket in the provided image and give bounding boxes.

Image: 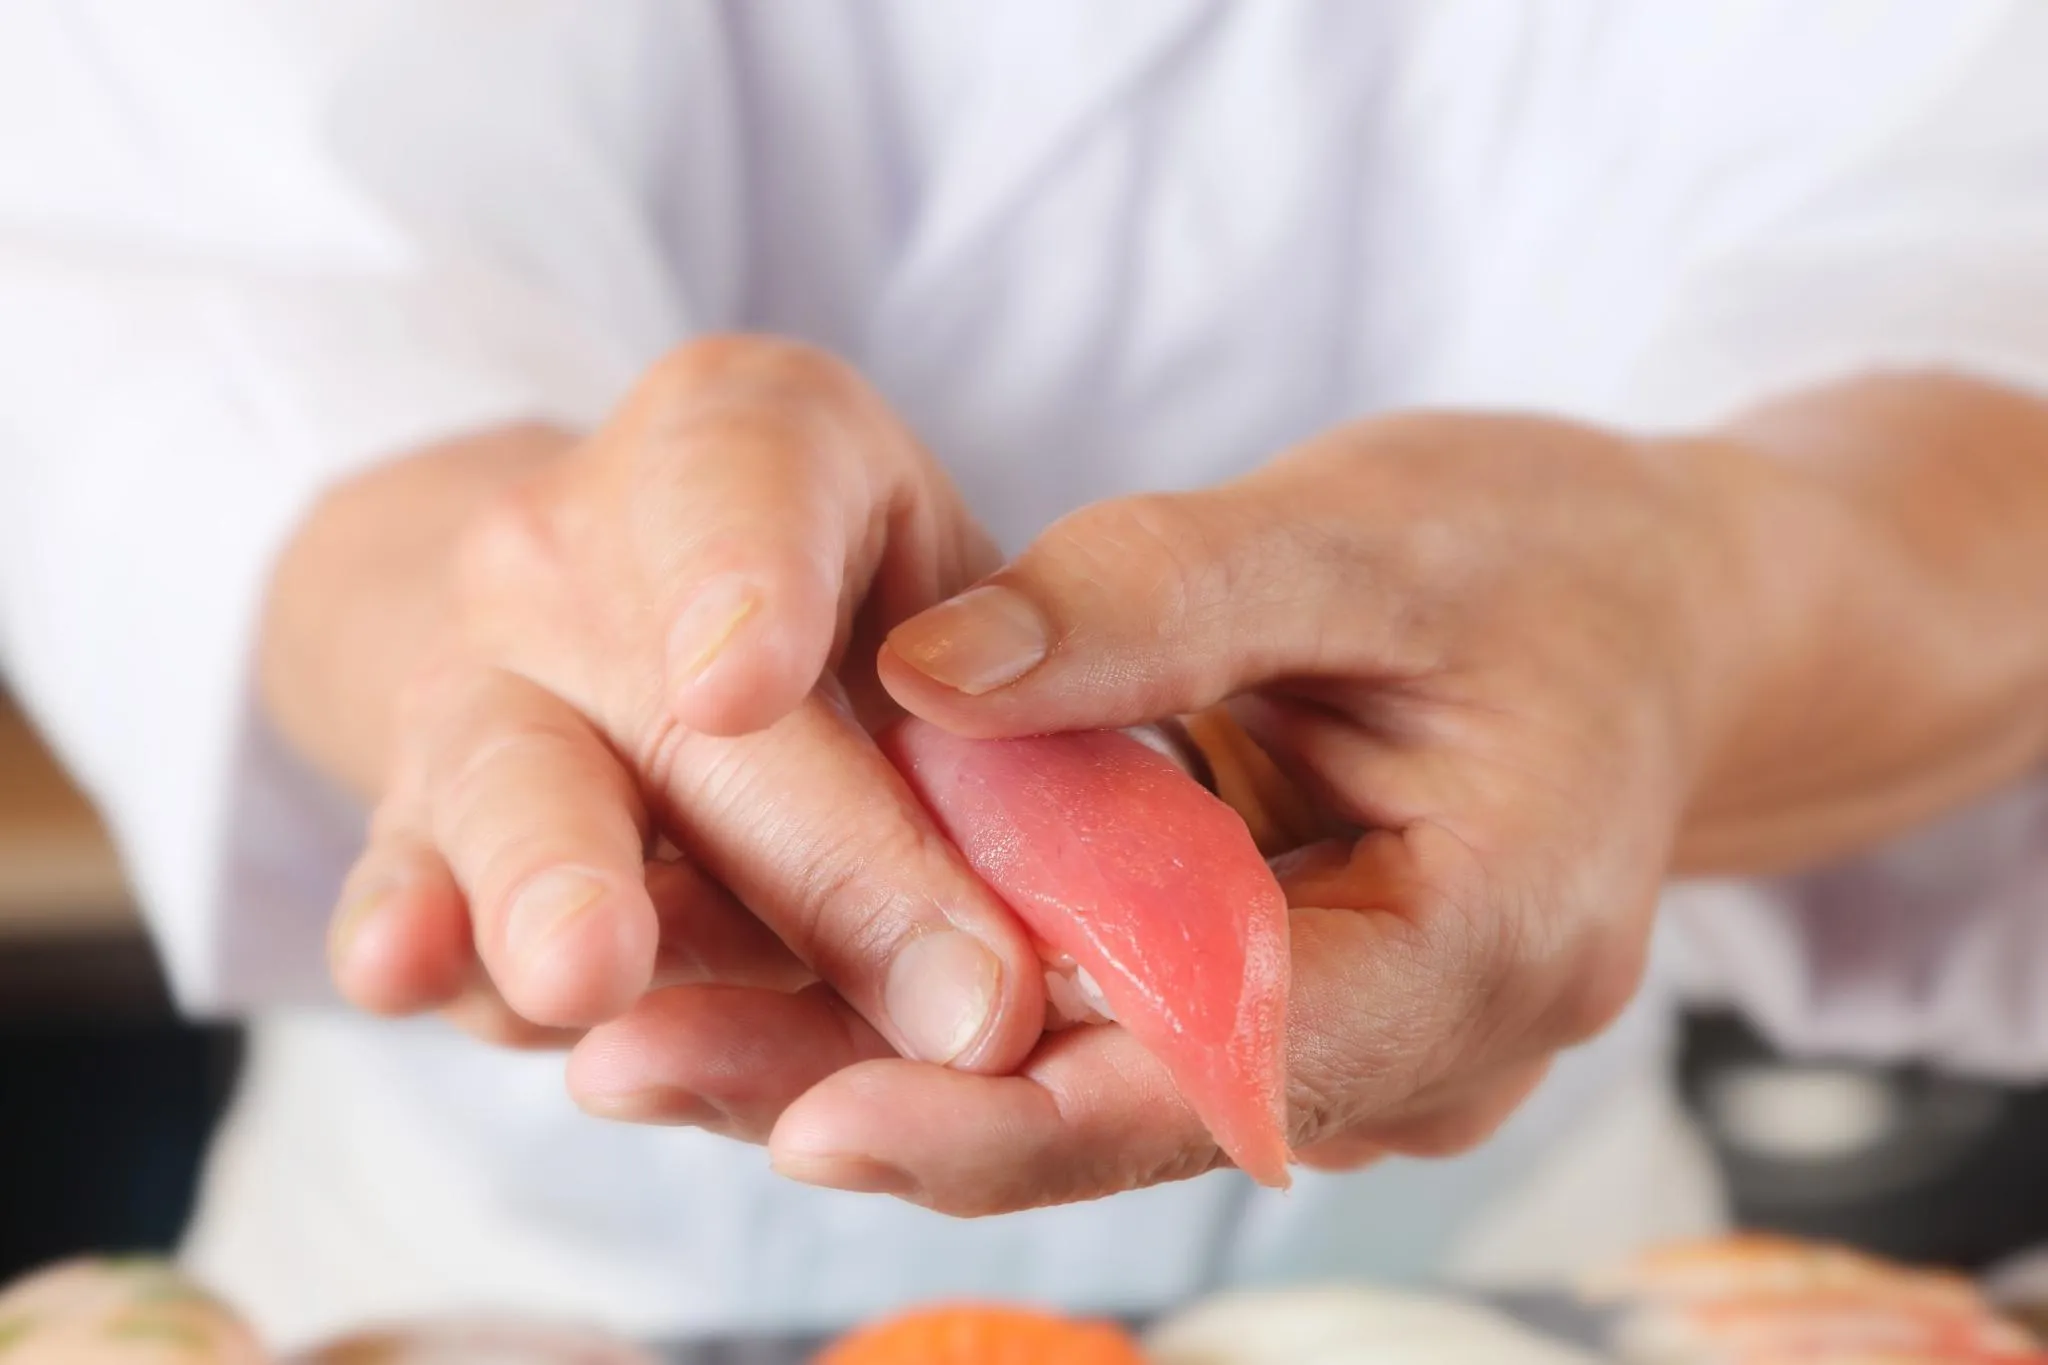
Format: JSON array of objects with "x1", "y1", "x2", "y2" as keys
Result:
[{"x1": 3, "y1": 0, "x2": 2048, "y2": 1348}]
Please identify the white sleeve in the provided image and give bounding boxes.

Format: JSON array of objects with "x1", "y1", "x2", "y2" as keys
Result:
[
  {"x1": 1613, "y1": 3, "x2": 2048, "y2": 1078},
  {"x1": 0, "y1": 3, "x2": 702, "y2": 1012}
]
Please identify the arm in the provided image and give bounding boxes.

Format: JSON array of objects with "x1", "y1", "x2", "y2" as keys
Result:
[
  {"x1": 580, "y1": 2, "x2": 2048, "y2": 1199},
  {"x1": 1674, "y1": 372, "x2": 2048, "y2": 873},
  {"x1": 715, "y1": 371, "x2": 2048, "y2": 1212}
]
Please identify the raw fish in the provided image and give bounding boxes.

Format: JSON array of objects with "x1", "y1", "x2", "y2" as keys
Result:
[
  {"x1": 816, "y1": 1303, "x2": 1145, "y2": 1365},
  {"x1": 884, "y1": 717, "x2": 1293, "y2": 1186},
  {"x1": 1582, "y1": 1235, "x2": 1986, "y2": 1310},
  {"x1": 1586, "y1": 1235, "x2": 2043, "y2": 1365},
  {"x1": 1615, "y1": 1292, "x2": 2038, "y2": 1364}
]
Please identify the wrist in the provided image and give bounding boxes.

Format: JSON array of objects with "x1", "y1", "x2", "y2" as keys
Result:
[
  {"x1": 1648, "y1": 373, "x2": 2048, "y2": 872},
  {"x1": 1635, "y1": 431, "x2": 1840, "y2": 868}
]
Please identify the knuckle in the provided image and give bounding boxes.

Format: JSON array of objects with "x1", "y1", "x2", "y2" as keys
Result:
[
  {"x1": 1044, "y1": 493, "x2": 1218, "y2": 625},
  {"x1": 631, "y1": 710, "x2": 694, "y2": 804},
  {"x1": 659, "y1": 735, "x2": 949, "y2": 979},
  {"x1": 451, "y1": 479, "x2": 572, "y2": 628},
  {"x1": 392, "y1": 662, "x2": 481, "y2": 750},
  {"x1": 655, "y1": 408, "x2": 817, "y2": 484},
  {"x1": 440, "y1": 719, "x2": 623, "y2": 821},
  {"x1": 636, "y1": 335, "x2": 767, "y2": 404},
  {"x1": 363, "y1": 799, "x2": 422, "y2": 847},
  {"x1": 781, "y1": 820, "x2": 938, "y2": 972},
  {"x1": 626, "y1": 341, "x2": 899, "y2": 543},
  {"x1": 638, "y1": 335, "x2": 862, "y2": 420},
  {"x1": 1065, "y1": 492, "x2": 1210, "y2": 576}
]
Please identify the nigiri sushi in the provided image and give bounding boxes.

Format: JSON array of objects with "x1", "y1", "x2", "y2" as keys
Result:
[
  {"x1": 815, "y1": 1303, "x2": 1147, "y2": 1365},
  {"x1": 0, "y1": 1257, "x2": 266, "y2": 1365},
  {"x1": 1582, "y1": 1235, "x2": 1986, "y2": 1311},
  {"x1": 296, "y1": 1320, "x2": 657, "y2": 1363},
  {"x1": 1587, "y1": 1234, "x2": 2044, "y2": 1365},
  {"x1": 1613, "y1": 1290, "x2": 2038, "y2": 1365},
  {"x1": 1734, "y1": 1354, "x2": 2048, "y2": 1365},
  {"x1": 884, "y1": 715, "x2": 1294, "y2": 1187},
  {"x1": 1146, "y1": 1285, "x2": 1602, "y2": 1365}
]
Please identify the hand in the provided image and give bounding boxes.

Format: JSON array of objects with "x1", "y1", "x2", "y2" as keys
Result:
[
  {"x1": 679, "y1": 410, "x2": 1744, "y2": 1207},
  {"x1": 273, "y1": 338, "x2": 1047, "y2": 1092},
  {"x1": 748, "y1": 375, "x2": 2048, "y2": 1208}
]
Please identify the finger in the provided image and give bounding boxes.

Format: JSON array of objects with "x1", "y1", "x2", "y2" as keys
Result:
[
  {"x1": 417, "y1": 668, "x2": 659, "y2": 1028},
  {"x1": 568, "y1": 982, "x2": 890, "y2": 1140},
  {"x1": 330, "y1": 844, "x2": 797, "y2": 1022},
  {"x1": 441, "y1": 980, "x2": 585, "y2": 1050},
  {"x1": 441, "y1": 857, "x2": 816, "y2": 1052},
  {"x1": 1247, "y1": 693, "x2": 1665, "y2": 1046},
  {"x1": 657, "y1": 684, "x2": 1047, "y2": 1072},
  {"x1": 330, "y1": 823, "x2": 473, "y2": 1016},
  {"x1": 770, "y1": 1024, "x2": 1220, "y2": 1214},
  {"x1": 617, "y1": 337, "x2": 987, "y2": 737},
  {"x1": 878, "y1": 463, "x2": 1414, "y2": 735},
  {"x1": 331, "y1": 783, "x2": 594, "y2": 1047},
  {"x1": 769, "y1": 828, "x2": 1511, "y2": 1213},
  {"x1": 645, "y1": 856, "x2": 812, "y2": 992}
]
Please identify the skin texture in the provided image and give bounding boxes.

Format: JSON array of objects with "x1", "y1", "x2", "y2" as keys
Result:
[
  {"x1": 259, "y1": 335, "x2": 2048, "y2": 1211},
  {"x1": 263, "y1": 339, "x2": 1045, "y2": 1072}
]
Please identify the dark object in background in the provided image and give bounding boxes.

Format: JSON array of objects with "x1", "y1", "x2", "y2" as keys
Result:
[
  {"x1": 0, "y1": 696, "x2": 245, "y2": 1283},
  {"x1": 0, "y1": 943, "x2": 240, "y2": 1283},
  {"x1": 0, "y1": 1003, "x2": 2042, "y2": 1308},
  {"x1": 1680, "y1": 1009, "x2": 2048, "y2": 1271}
]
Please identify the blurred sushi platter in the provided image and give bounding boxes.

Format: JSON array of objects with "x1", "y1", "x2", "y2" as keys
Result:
[
  {"x1": 6, "y1": 1233, "x2": 2048, "y2": 1362},
  {"x1": 641, "y1": 1237, "x2": 2048, "y2": 1362},
  {"x1": 648, "y1": 1290, "x2": 1607, "y2": 1363}
]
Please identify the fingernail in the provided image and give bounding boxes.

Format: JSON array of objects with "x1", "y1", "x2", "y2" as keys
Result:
[
  {"x1": 505, "y1": 868, "x2": 608, "y2": 971},
  {"x1": 884, "y1": 928, "x2": 1001, "y2": 1064},
  {"x1": 772, "y1": 1153, "x2": 921, "y2": 1198},
  {"x1": 888, "y1": 584, "x2": 1049, "y2": 695},
  {"x1": 329, "y1": 886, "x2": 391, "y2": 966},
  {"x1": 668, "y1": 577, "x2": 759, "y2": 685}
]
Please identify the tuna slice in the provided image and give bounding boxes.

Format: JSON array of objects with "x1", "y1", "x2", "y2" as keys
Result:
[{"x1": 883, "y1": 717, "x2": 1293, "y2": 1187}]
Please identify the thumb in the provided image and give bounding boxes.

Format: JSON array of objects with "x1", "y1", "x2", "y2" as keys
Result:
[
  {"x1": 879, "y1": 481, "x2": 1394, "y2": 735},
  {"x1": 617, "y1": 338, "x2": 967, "y2": 737}
]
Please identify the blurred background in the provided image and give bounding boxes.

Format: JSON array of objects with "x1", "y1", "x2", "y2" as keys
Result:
[
  {"x1": 0, "y1": 686, "x2": 238, "y2": 1282},
  {"x1": 5, "y1": 676, "x2": 2048, "y2": 1285}
]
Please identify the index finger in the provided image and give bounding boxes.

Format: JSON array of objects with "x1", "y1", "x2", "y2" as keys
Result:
[{"x1": 655, "y1": 683, "x2": 1047, "y2": 1073}]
